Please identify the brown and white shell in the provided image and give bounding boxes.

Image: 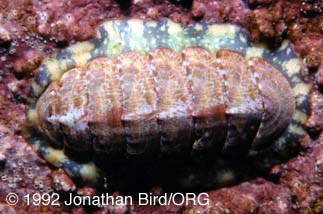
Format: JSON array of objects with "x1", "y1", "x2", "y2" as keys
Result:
[{"x1": 26, "y1": 19, "x2": 310, "y2": 184}]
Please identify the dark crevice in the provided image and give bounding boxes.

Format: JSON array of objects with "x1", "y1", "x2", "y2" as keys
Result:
[
  {"x1": 116, "y1": 0, "x2": 132, "y2": 14},
  {"x1": 169, "y1": 0, "x2": 192, "y2": 9}
]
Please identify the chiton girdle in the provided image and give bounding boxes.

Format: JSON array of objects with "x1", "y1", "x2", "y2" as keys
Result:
[{"x1": 25, "y1": 19, "x2": 311, "y2": 185}]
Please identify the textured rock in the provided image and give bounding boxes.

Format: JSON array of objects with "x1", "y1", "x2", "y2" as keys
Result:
[
  {"x1": 305, "y1": 90, "x2": 323, "y2": 133},
  {"x1": 0, "y1": 0, "x2": 323, "y2": 213}
]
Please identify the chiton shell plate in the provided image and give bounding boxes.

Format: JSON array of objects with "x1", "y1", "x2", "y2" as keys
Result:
[{"x1": 26, "y1": 19, "x2": 311, "y2": 184}]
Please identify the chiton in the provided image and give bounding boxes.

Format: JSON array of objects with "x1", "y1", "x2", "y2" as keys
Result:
[{"x1": 26, "y1": 19, "x2": 311, "y2": 184}]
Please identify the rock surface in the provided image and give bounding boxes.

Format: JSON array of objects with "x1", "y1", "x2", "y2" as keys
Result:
[{"x1": 1, "y1": 0, "x2": 323, "y2": 213}]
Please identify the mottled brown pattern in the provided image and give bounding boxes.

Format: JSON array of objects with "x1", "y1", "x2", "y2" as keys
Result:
[{"x1": 35, "y1": 48, "x2": 294, "y2": 161}]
